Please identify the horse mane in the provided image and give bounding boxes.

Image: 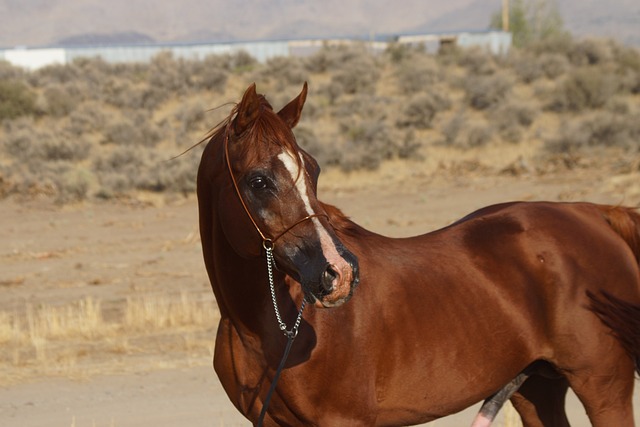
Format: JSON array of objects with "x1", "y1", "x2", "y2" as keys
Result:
[{"x1": 320, "y1": 202, "x2": 369, "y2": 239}]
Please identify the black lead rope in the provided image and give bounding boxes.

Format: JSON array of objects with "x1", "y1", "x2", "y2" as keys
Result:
[{"x1": 257, "y1": 331, "x2": 296, "y2": 426}]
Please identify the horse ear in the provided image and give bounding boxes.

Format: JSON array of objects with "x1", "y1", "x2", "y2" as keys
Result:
[
  {"x1": 277, "y1": 82, "x2": 308, "y2": 129},
  {"x1": 234, "y1": 83, "x2": 261, "y2": 135}
]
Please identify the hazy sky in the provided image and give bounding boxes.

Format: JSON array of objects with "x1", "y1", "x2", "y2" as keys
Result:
[{"x1": 0, "y1": 0, "x2": 638, "y2": 47}]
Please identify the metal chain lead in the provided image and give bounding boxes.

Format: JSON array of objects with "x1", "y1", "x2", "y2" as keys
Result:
[{"x1": 264, "y1": 242, "x2": 306, "y2": 338}]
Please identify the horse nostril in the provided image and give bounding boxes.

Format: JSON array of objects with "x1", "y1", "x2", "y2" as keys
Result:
[{"x1": 321, "y1": 266, "x2": 337, "y2": 295}]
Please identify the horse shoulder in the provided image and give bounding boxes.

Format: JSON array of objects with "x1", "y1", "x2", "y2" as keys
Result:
[{"x1": 213, "y1": 318, "x2": 265, "y2": 419}]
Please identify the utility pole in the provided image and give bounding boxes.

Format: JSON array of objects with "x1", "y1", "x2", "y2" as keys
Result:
[{"x1": 502, "y1": 0, "x2": 510, "y2": 31}]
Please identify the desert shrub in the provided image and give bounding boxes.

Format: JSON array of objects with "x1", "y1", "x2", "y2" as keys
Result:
[
  {"x1": 466, "y1": 123, "x2": 494, "y2": 148},
  {"x1": 587, "y1": 113, "x2": 640, "y2": 149},
  {"x1": 66, "y1": 102, "x2": 107, "y2": 136},
  {"x1": 547, "y1": 66, "x2": 619, "y2": 112},
  {"x1": 66, "y1": 57, "x2": 118, "y2": 98},
  {"x1": 456, "y1": 47, "x2": 498, "y2": 75},
  {"x1": 196, "y1": 67, "x2": 229, "y2": 92},
  {"x1": 394, "y1": 53, "x2": 443, "y2": 94},
  {"x1": 397, "y1": 92, "x2": 451, "y2": 129},
  {"x1": 34, "y1": 133, "x2": 91, "y2": 162},
  {"x1": 328, "y1": 53, "x2": 380, "y2": 97},
  {"x1": 612, "y1": 42, "x2": 640, "y2": 72},
  {"x1": 396, "y1": 130, "x2": 423, "y2": 159},
  {"x1": 258, "y1": 56, "x2": 308, "y2": 89},
  {"x1": 509, "y1": 51, "x2": 542, "y2": 83},
  {"x1": 567, "y1": 38, "x2": 614, "y2": 67},
  {"x1": 605, "y1": 97, "x2": 631, "y2": 115},
  {"x1": 315, "y1": 45, "x2": 380, "y2": 101},
  {"x1": 199, "y1": 53, "x2": 234, "y2": 72},
  {"x1": 609, "y1": 44, "x2": 640, "y2": 94},
  {"x1": 538, "y1": 52, "x2": 570, "y2": 79},
  {"x1": 102, "y1": 113, "x2": 161, "y2": 147},
  {"x1": 3, "y1": 117, "x2": 34, "y2": 158},
  {"x1": 31, "y1": 63, "x2": 81, "y2": 86},
  {"x1": 3, "y1": 118, "x2": 90, "y2": 163},
  {"x1": 441, "y1": 111, "x2": 495, "y2": 149},
  {"x1": 0, "y1": 60, "x2": 26, "y2": 80},
  {"x1": 173, "y1": 99, "x2": 207, "y2": 135},
  {"x1": 332, "y1": 94, "x2": 391, "y2": 122},
  {"x1": 529, "y1": 32, "x2": 576, "y2": 57},
  {"x1": 52, "y1": 166, "x2": 94, "y2": 203},
  {"x1": 490, "y1": 99, "x2": 538, "y2": 143},
  {"x1": 544, "y1": 111, "x2": 640, "y2": 153},
  {"x1": 464, "y1": 73, "x2": 513, "y2": 110},
  {"x1": 101, "y1": 77, "x2": 154, "y2": 110},
  {"x1": 0, "y1": 161, "x2": 55, "y2": 198},
  {"x1": 293, "y1": 124, "x2": 335, "y2": 166},
  {"x1": 337, "y1": 119, "x2": 397, "y2": 171},
  {"x1": 441, "y1": 111, "x2": 465, "y2": 147},
  {"x1": 189, "y1": 56, "x2": 229, "y2": 92},
  {"x1": 93, "y1": 146, "x2": 151, "y2": 196},
  {"x1": 385, "y1": 42, "x2": 427, "y2": 63},
  {"x1": 42, "y1": 84, "x2": 82, "y2": 117},
  {"x1": 619, "y1": 71, "x2": 640, "y2": 95},
  {"x1": 229, "y1": 50, "x2": 257, "y2": 73},
  {"x1": 109, "y1": 61, "x2": 149, "y2": 83},
  {"x1": 0, "y1": 80, "x2": 37, "y2": 120},
  {"x1": 305, "y1": 44, "x2": 370, "y2": 74},
  {"x1": 93, "y1": 145, "x2": 200, "y2": 196},
  {"x1": 184, "y1": 54, "x2": 232, "y2": 93},
  {"x1": 139, "y1": 152, "x2": 201, "y2": 194},
  {"x1": 147, "y1": 52, "x2": 191, "y2": 96}
]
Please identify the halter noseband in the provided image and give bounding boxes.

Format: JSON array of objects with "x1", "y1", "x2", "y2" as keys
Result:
[{"x1": 222, "y1": 123, "x2": 328, "y2": 248}]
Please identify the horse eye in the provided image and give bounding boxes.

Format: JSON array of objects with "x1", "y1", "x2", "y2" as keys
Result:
[{"x1": 249, "y1": 176, "x2": 268, "y2": 190}]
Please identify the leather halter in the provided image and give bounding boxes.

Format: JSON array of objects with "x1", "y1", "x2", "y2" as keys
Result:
[{"x1": 222, "y1": 123, "x2": 328, "y2": 249}]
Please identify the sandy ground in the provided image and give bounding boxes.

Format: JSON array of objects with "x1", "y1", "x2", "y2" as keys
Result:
[{"x1": 2, "y1": 162, "x2": 640, "y2": 426}]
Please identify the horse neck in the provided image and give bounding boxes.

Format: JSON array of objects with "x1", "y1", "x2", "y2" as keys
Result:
[
  {"x1": 197, "y1": 149, "x2": 274, "y2": 336},
  {"x1": 209, "y1": 218, "x2": 276, "y2": 331}
]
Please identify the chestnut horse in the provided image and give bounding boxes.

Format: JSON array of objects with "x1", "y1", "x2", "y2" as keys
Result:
[{"x1": 197, "y1": 83, "x2": 640, "y2": 426}]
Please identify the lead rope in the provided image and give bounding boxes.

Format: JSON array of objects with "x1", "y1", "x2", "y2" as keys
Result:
[{"x1": 257, "y1": 240, "x2": 306, "y2": 427}]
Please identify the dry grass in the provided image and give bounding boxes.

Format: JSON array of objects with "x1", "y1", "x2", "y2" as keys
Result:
[{"x1": 0, "y1": 292, "x2": 219, "y2": 384}]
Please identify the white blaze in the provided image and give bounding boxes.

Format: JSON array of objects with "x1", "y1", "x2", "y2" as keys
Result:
[{"x1": 277, "y1": 151, "x2": 339, "y2": 259}]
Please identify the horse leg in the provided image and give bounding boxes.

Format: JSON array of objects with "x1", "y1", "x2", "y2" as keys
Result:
[
  {"x1": 510, "y1": 375, "x2": 570, "y2": 427},
  {"x1": 471, "y1": 371, "x2": 530, "y2": 427},
  {"x1": 564, "y1": 363, "x2": 636, "y2": 427},
  {"x1": 561, "y1": 292, "x2": 639, "y2": 426}
]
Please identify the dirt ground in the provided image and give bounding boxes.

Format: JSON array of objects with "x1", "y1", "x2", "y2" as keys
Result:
[{"x1": 2, "y1": 160, "x2": 640, "y2": 427}]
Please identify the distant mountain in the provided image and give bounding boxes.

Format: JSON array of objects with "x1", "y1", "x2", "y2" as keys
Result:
[{"x1": 0, "y1": 0, "x2": 638, "y2": 48}]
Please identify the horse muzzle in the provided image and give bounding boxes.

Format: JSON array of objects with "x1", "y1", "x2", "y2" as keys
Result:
[{"x1": 312, "y1": 250, "x2": 359, "y2": 308}]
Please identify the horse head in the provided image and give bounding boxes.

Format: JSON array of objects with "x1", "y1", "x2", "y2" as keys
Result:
[{"x1": 208, "y1": 82, "x2": 359, "y2": 308}]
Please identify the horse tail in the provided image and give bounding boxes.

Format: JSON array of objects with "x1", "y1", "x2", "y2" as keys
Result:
[
  {"x1": 588, "y1": 292, "x2": 640, "y2": 376},
  {"x1": 588, "y1": 205, "x2": 640, "y2": 375}
]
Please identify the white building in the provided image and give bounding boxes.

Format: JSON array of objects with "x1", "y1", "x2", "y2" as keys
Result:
[{"x1": 0, "y1": 31, "x2": 512, "y2": 70}]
